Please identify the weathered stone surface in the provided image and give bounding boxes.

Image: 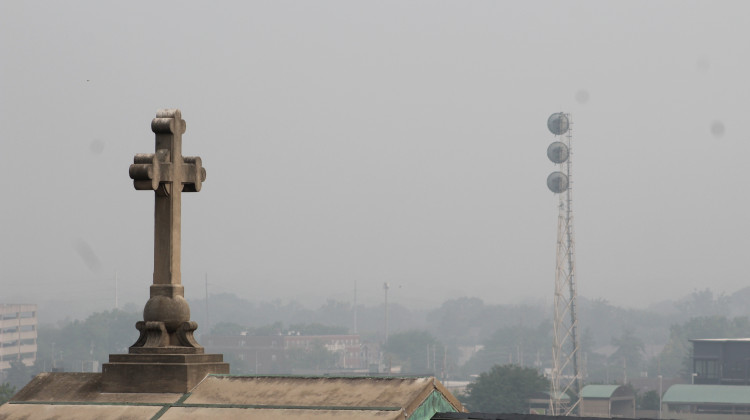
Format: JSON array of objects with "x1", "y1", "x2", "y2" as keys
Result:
[
  {"x1": 126, "y1": 109, "x2": 207, "y2": 351},
  {"x1": 0, "y1": 404, "x2": 163, "y2": 419},
  {"x1": 10, "y1": 372, "x2": 182, "y2": 403},
  {"x1": 101, "y1": 354, "x2": 229, "y2": 393},
  {"x1": 98, "y1": 109, "x2": 228, "y2": 393},
  {"x1": 1, "y1": 374, "x2": 461, "y2": 419}
]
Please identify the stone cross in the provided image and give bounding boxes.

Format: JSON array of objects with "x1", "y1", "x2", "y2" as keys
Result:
[{"x1": 128, "y1": 109, "x2": 206, "y2": 351}]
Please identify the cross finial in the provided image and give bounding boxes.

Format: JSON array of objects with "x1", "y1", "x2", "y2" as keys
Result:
[{"x1": 127, "y1": 109, "x2": 206, "y2": 351}]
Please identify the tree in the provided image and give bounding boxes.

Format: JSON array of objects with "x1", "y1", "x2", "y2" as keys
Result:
[
  {"x1": 250, "y1": 322, "x2": 284, "y2": 336},
  {"x1": 383, "y1": 330, "x2": 443, "y2": 374},
  {"x1": 4, "y1": 361, "x2": 32, "y2": 390},
  {"x1": 288, "y1": 323, "x2": 348, "y2": 335},
  {"x1": 638, "y1": 390, "x2": 660, "y2": 410},
  {"x1": 36, "y1": 309, "x2": 140, "y2": 372},
  {"x1": 461, "y1": 321, "x2": 552, "y2": 377},
  {"x1": 0, "y1": 383, "x2": 15, "y2": 405},
  {"x1": 210, "y1": 322, "x2": 246, "y2": 335},
  {"x1": 286, "y1": 340, "x2": 338, "y2": 372},
  {"x1": 609, "y1": 328, "x2": 646, "y2": 381},
  {"x1": 220, "y1": 351, "x2": 253, "y2": 375},
  {"x1": 462, "y1": 364, "x2": 549, "y2": 413},
  {"x1": 429, "y1": 298, "x2": 486, "y2": 346},
  {"x1": 676, "y1": 289, "x2": 730, "y2": 318},
  {"x1": 655, "y1": 316, "x2": 750, "y2": 378}
]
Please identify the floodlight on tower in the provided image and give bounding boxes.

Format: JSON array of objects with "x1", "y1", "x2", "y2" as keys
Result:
[{"x1": 546, "y1": 112, "x2": 582, "y2": 416}]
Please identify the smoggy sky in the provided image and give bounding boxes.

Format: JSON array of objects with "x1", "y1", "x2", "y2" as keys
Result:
[{"x1": 1, "y1": 1, "x2": 749, "y2": 316}]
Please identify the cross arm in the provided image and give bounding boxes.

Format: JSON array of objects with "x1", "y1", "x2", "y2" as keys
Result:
[
  {"x1": 182, "y1": 156, "x2": 206, "y2": 192},
  {"x1": 129, "y1": 150, "x2": 171, "y2": 190}
]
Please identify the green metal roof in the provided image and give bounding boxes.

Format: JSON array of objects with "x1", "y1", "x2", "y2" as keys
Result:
[
  {"x1": 529, "y1": 391, "x2": 571, "y2": 401},
  {"x1": 580, "y1": 385, "x2": 622, "y2": 399},
  {"x1": 663, "y1": 385, "x2": 750, "y2": 405}
]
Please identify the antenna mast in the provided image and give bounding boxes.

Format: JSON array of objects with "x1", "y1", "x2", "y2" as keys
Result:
[
  {"x1": 115, "y1": 271, "x2": 119, "y2": 310},
  {"x1": 205, "y1": 273, "x2": 209, "y2": 333},
  {"x1": 383, "y1": 282, "x2": 390, "y2": 344},
  {"x1": 546, "y1": 112, "x2": 582, "y2": 415},
  {"x1": 353, "y1": 280, "x2": 358, "y2": 334}
]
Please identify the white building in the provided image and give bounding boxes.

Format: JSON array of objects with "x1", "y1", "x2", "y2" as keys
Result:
[{"x1": 0, "y1": 304, "x2": 37, "y2": 371}]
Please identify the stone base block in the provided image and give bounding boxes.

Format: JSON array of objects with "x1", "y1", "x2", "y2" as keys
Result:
[{"x1": 101, "y1": 353, "x2": 229, "y2": 393}]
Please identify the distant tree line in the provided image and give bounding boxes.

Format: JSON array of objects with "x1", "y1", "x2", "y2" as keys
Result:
[{"x1": 18, "y1": 286, "x2": 750, "y2": 395}]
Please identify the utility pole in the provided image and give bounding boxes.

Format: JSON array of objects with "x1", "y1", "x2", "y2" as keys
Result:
[
  {"x1": 383, "y1": 282, "x2": 390, "y2": 345},
  {"x1": 114, "y1": 271, "x2": 118, "y2": 310},
  {"x1": 658, "y1": 375, "x2": 663, "y2": 419},
  {"x1": 205, "y1": 273, "x2": 209, "y2": 333},
  {"x1": 442, "y1": 345, "x2": 447, "y2": 382}
]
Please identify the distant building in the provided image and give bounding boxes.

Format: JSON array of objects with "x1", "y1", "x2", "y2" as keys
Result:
[
  {"x1": 285, "y1": 333, "x2": 370, "y2": 368},
  {"x1": 579, "y1": 384, "x2": 635, "y2": 418},
  {"x1": 662, "y1": 384, "x2": 750, "y2": 418},
  {"x1": 527, "y1": 391, "x2": 570, "y2": 415},
  {"x1": 0, "y1": 304, "x2": 37, "y2": 371},
  {"x1": 205, "y1": 333, "x2": 379, "y2": 373},
  {"x1": 691, "y1": 338, "x2": 750, "y2": 385},
  {"x1": 654, "y1": 338, "x2": 750, "y2": 418}
]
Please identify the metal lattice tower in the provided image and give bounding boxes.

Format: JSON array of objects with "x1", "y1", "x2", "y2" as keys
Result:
[{"x1": 546, "y1": 112, "x2": 581, "y2": 415}]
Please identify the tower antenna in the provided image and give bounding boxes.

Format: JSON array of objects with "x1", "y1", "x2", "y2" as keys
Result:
[{"x1": 546, "y1": 112, "x2": 582, "y2": 415}]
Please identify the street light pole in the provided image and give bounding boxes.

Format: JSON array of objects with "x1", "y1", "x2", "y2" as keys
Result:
[{"x1": 658, "y1": 375, "x2": 663, "y2": 419}]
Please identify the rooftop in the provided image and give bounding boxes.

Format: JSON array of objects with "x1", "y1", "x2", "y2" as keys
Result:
[
  {"x1": 1, "y1": 373, "x2": 464, "y2": 419},
  {"x1": 688, "y1": 338, "x2": 750, "y2": 342},
  {"x1": 580, "y1": 384, "x2": 632, "y2": 399},
  {"x1": 663, "y1": 384, "x2": 750, "y2": 405}
]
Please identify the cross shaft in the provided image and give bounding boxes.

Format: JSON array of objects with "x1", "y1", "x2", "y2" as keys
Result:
[{"x1": 128, "y1": 109, "x2": 206, "y2": 348}]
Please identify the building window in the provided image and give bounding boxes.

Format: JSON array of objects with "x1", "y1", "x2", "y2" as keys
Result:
[
  {"x1": 695, "y1": 358, "x2": 719, "y2": 379},
  {"x1": 724, "y1": 360, "x2": 745, "y2": 380}
]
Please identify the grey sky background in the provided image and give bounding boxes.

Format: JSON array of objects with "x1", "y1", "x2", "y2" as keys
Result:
[{"x1": 1, "y1": 1, "x2": 749, "y2": 317}]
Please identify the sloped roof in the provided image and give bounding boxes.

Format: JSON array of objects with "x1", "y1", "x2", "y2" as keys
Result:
[
  {"x1": 431, "y1": 413, "x2": 638, "y2": 420},
  {"x1": 159, "y1": 407, "x2": 404, "y2": 419},
  {"x1": 185, "y1": 375, "x2": 458, "y2": 410},
  {"x1": 0, "y1": 373, "x2": 463, "y2": 420},
  {"x1": 663, "y1": 384, "x2": 750, "y2": 405},
  {"x1": 580, "y1": 384, "x2": 628, "y2": 399},
  {"x1": 9, "y1": 372, "x2": 181, "y2": 403},
  {"x1": 689, "y1": 338, "x2": 750, "y2": 343},
  {"x1": 0, "y1": 404, "x2": 163, "y2": 419}
]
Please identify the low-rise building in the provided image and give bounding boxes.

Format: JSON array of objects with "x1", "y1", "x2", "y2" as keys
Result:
[
  {"x1": 527, "y1": 391, "x2": 570, "y2": 415},
  {"x1": 656, "y1": 338, "x2": 750, "y2": 418},
  {"x1": 691, "y1": 338, "x2": 750, "y2": 385},
  {"x1": 662, "y1": 384, "x2": 750, "y2": 418},
  {"x1": 579, "y1": 384, "x2": 635, "y2": 418}
]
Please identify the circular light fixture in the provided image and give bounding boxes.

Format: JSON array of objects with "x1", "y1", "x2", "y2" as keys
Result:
[
  {"x1": 547, "y1": 172, "x2": 569, "y2": 193},
  {"x1": 547, "y1": 113, "x2": 569, "y2": 135}
]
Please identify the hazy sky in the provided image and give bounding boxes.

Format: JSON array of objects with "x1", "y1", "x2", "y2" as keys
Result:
[{"x1": 2, "y1": 1, "x2": 749, "y2": 316}]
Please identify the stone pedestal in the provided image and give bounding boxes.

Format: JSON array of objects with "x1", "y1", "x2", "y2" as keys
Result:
[
  {"x1": 103, "y1": 110, "x2": 229, "y2": 395},
  {"x1": 101, "y1": 353, "x2": 229, "y2": 393}
]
